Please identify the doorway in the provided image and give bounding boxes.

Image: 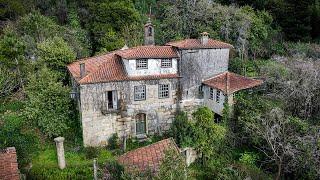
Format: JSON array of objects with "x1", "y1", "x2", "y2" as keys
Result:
[{"x1": 136, "y1": 113, "x2": 146, "y2": 135}]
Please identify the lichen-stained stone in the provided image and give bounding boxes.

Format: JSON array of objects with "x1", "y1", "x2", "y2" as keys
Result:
[{"x1": 80, "y1": 78, "x2": 179, "y2": 147}]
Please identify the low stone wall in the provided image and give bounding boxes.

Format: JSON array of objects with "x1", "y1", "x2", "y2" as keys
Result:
[{"x1": 0, "y1": 147, "x2": 19, "y2": 180}]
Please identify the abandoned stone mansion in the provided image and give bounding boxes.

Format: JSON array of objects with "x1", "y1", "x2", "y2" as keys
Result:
[{"x1": 67, "y1": 19, "x2": 263, "y2": 147}]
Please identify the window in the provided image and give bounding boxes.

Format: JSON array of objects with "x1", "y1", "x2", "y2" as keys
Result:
[
  {"x1": 136, "y1": 59, "x2": 148, "y2": 69},
  {"x1": 159, "y1": 84, "x2": 169, "y2": 98},
  {"x1": 148, "y1": 27, "x2": 152, "y2": 36},
  {"x1": 134, "y1": 85, "x2": 146, "y2": 101},
  {"x1": 198, "y1": 85, "x2": 204, "y2": 98},
  {"x1": 209, "y1": 88, "x2": 214, "y2": 100},
  {"x1": 161, "y1": 59, "x2": 172, "y2": 68},
  {"x1": 216, "y1": 90, "x2": 221, "y2": 103}
]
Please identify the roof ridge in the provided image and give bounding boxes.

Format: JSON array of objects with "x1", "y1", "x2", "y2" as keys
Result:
[{"x1": 203, "y1": 71, "x2": 229, "y2": 81}]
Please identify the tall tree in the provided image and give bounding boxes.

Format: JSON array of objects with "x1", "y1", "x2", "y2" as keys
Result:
[{"x1": 24, "y1": 67, "x2": 72, "y2": 138}]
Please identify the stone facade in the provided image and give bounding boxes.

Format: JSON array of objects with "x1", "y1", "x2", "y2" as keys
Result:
[
  {"x1": 77, "y1": 47, "x2": 231, "y2": 147},
  {"x1": 80, "y1": 79, "x2": 178, "y2": 146},
  {"x1": 67, "y1": 20, "x2": 262, "y2": 147},
  {"x1": 178, "y1": 48, "x2": 229, "y2": 100}
]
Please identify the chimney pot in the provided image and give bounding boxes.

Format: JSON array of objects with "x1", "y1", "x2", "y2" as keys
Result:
[
  {"x1": 80, "y1": 63, "x2": 85, "y2": 78},
  {"x1": 200, "y1": 32, "x2": 209, "y2": 45}
]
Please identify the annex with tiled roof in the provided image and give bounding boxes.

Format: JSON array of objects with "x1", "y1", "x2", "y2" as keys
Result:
[
  {"x1": 117, "y1": 138, "x2": 180, "y2": 174},
  {"x1": 166, "y1": 38, "x2": 233, "y2": 49},
  {"x1": 203, "y1": 71, "x2": 263, "y2": 95}
]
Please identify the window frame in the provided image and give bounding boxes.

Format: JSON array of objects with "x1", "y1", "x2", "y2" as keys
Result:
[
  {"x1": 136, "y1": 59, "x2": 148, "y2": 69},
  {"x1": 161, "y1": 58, "x2": 172, "y2": 68},
  {"x1": 134, "y1": 85, "x2": 146, "y2": 101},
  {"x1": 216, "y1": 90, "x2": 221, "y2": 103},
  {"x1": 209, "y1": 88, "x2": 214, "y2": 100},
  {"x1": 158, "y1": 84, "x2": 170, "y2": 99}
]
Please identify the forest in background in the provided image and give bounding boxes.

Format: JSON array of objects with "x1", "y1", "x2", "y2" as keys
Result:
[{"x1": 0, "y1": 0, "x2": 319, "y2": 179}]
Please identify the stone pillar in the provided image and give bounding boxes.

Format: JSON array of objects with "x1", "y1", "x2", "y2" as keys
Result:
[{"x1": 54, "y1": 137, "x2": 66, "y2": 169}]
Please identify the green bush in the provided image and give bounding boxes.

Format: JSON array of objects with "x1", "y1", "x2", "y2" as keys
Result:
[
  {"x1": 83, "y1": 147, "x2": 99, "y2": 159},
  {"x1": 239, "y1": 152, "x2": 258, "y2": 166},
  {"x1": 169, "y1": 111, "x2": 195, "y2": 147},
  {"x1": 105, "y1": 160, "x2": 124, "y2": 180},
  {"x1": 0, "y1": 100, "x2": 40, "y2": 167},
  {"x1": 107, "y1": 133, "x2": 120, "y2": 150}
]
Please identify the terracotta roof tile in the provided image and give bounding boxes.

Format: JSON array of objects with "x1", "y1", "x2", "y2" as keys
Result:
[
  {"x1": 117, "y1": 138, "x2": 179, "y2": 174},
  {"x1": 116, "y1": 45, "x2": 178, "y2": 59},
  {"x1": 67, "y1": 47, "x2": 180, "y2": 84},
  {"x1": 67, "y1": 52, "x2": 117, "y2": 82},
  {"x1": 166, "y1": 38, "x2": 233, "y2": 49},
  {"x1": 203, "y1": 71, "x2": 263, "y2": 95}
]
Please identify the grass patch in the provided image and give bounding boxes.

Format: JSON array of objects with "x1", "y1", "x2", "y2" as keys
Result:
[{"x1": 28, "y1": 145, "x2": 115, "y2": 179}]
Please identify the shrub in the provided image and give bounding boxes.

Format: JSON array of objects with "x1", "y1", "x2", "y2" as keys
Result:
[
  {"x1": 83, "y1": 147, "x2": 99, "y2": 159},
  {"x1": 104, "y1": 160, "x2": 124, "y2": 180},
  {"x1": 107, "y1": 133, "x2": 120, "y2": 150},
  {"x1": 239, "y1": 152, "x2": 258, "y2": 166},
  {"x1": 169, "y1": 111, "x2": 195, "y2": 147},
  {"x1": 0, "y1": 101, "x2": 40, "y2": 167}
]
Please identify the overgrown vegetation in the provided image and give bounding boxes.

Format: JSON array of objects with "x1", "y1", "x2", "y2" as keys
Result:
[{"x1": 0, "y1": 0, "x2": 319, "y2": 179}]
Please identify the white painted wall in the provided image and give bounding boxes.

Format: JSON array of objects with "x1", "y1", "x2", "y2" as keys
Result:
[
  {"x1": 202, "y1": 86, "x2": 232, "y2": 115},
  {"x1": 122, "y1": 58, "x2": 178, "y2": 76}
]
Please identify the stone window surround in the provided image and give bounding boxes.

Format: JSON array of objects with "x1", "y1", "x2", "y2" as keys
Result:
[
  {"x1": 134, "y1": 85, "x2": 146, "y2": 101},
  {"x1": 161, "y1": 58, "x2": 172, "y2": 68},
  {"x1": 136, "y1": 59, "x2": 148, "y2": 69},
  {"x1": 158, "y1": 84, "x2": 170, "y2": 99}
]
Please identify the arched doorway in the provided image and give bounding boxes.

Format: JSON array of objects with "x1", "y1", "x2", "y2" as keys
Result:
[{"x1": 136, "y1": 113, "x2": 146, "y2": 135}]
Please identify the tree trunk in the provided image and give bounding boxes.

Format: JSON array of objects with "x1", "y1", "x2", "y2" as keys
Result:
[{"x1": 276, "y1": 161, "x2": 282, "y2": 180}]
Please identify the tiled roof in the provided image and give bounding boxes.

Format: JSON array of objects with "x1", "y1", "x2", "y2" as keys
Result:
[
  {"x1": 67, "y1": 45, "x2": 181, "y2": 84},
  {"x1": 67, "y1": 52, "x2": 117, "y2": 82},
  {"x1": 116, "y1": 45, "x2": 178, "y2": 59},
  {"x1": 203, "y1": 71, "x2": 263, "y2": 95},
  {"x1": 0, "y1": 147, "x2": 19, "y2": 180},
  {"x1": 166, "y1": 39, "x2": 233, "y2": 49},
  {"x1": 78, "y1": 55, "x2": 127, "y2": 84},
  {"x1": 117, "y1": 138, "x2": 180, "y2": 174}
]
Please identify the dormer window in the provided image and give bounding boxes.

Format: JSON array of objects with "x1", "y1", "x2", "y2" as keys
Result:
[
  {"x1": 136, "y1": 59, "x2": 148, "y2": 69},
  {"x1": 161, "y1": 59, "x2": 172, "y2": 68}
]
